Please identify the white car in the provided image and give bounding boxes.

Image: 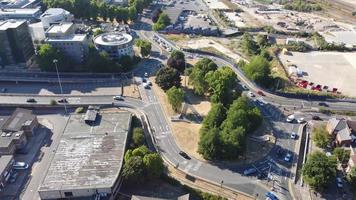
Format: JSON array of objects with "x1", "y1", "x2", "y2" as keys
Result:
[
  {"x1": 286, "y1": 115, "x2": 295, "y2": 123},
  {"x1": 143, "y1": 83, "x2": 150, "y2": 89},
  {"x1": 248, "y1": 91, "x2": 255, "y2": 98},
  {"x1": 297, "y1": 118, "x2": 305, "y2": 124},
  {"x1": 113, "y1": 95, "x2": 124, "y2": 101},
  {"x1": 336, "y1": 177, "x2": 343, "y2": 188},
  {"x1": 290, "y1": 132, "x2": 297, "y2": 139},
  {"x1": 144, "y1": 72, "x2": 148, "y2": 77},
  {"x1": 13, "y1": 162, "x2": 29, "y2": 170},
  {"x1": 241, "y1": 84, "x2": 248, "y2": 90}
]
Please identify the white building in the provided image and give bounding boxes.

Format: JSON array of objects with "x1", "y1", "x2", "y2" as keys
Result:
[
  {"x1": 40, "y1": 8, "x2": 73, "y2": 29},
  {"x1": 45, "y1": 23, "x2": 88, "y2": 64},
  {"x1": 0, "y1": 7, "x2": 42, "y2": 21},
  {"x1": 93, "y1": 32, "x2": 134, "y2": 60}
]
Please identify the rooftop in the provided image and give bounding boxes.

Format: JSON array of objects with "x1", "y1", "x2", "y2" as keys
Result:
[
  {"x1": 0, "y1": 19, "x2": 25, "y2": 30},
  {"x1": 0, "y1": 7, "x2": 41, "y2": 15},
  {"x1": 39, "y1": 111, "x2": 132, "y2": 192},
  {"x1": 40, "y1": 8, "x2": 70, "y2": 18},
  {"x1": 46, "y1": 22, "x2": 73, "y2": 35},
  {"x1": 94, "y1": 32, "x2": 132, "y2": 46},
  {"x1": 0, "y1": 130, "x2": 24, "y2": 149},
  {"x1": 1, "y1": 108, "x2": 36, "y2": 132},
  {"x1": 0, "y1": 155, "x2": 13, "y2": 174},
  {"x1": 45, "y1": 34, "x2": 87, "y2": 42}
]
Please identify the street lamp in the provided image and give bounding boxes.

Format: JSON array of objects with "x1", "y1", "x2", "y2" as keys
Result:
[{"x1": 53, "y1": 59, "x2": 67, "y2": 114}]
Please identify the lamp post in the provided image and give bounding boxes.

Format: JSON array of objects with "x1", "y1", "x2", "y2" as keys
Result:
[{"x1": 53, "y1": 59, "x2": 67, "y2": 114}]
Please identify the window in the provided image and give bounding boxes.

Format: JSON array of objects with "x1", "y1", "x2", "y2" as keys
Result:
[{"x1": 64, "y1": 192, "x2": 73, "y2": 197}]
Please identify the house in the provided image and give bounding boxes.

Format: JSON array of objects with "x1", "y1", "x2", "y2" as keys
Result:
[
  {"x1": 1, "y1": 108, "x2": 38, "y2": 137},
  {"x1": 0, "y1": 155, "x2": 14, "y2": 191},
  {"x1": 326, "y1": 118, "x2": 356, "y2": 147}
]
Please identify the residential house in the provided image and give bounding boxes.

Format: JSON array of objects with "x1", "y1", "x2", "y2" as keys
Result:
[{"x1": 326, "y1": 118, "x2": 356, "y2": 147}]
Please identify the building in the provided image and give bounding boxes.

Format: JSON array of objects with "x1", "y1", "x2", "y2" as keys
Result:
[
  {"x1": 131, "y1": 194, "x2": 190, "y2": 200},
  {"x1": 110, "y1": 0, "x2": 128, "y2": 6},
  {"x1": 38, "y1": 111, "x2": 132, "y2": 200},
  {"x1": 0, "y1": 155, "x2": 14, "y2": 191},
  {"x1": 40, "y1": 8, "x2": 73, "y2": 30},
  {"x1": 0, "y1": 20, "x2": 34, "y2": 66},
  {"x1": 0, "y1": 0, "x2": 40, "y2": 8},
  {"x1": 44, "y1": 22, "x2": 88, "y2": 63},
  {"x1": 94, "y1": 32, "x2": 134, "y2": 60},
  {"x1": 326, "y1": 118, "x2": 356, "y2": 147},
  {"x1": 0, "y1": 8, "x2": 42, "y2": 21}
]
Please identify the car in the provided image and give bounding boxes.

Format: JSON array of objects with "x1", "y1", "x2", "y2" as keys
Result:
[
  {"x1": 179, "y1": 151, "x2": 190, "y2": 159},
  {"x1": 241, "y1": 84, "x2": 248, "y2": 90},
  {"x1": 265, "y1": 191, "x2": 279, "y2": 200},
  {"x1": 142, "y1": 78, "x2": 147, "y2": 83},
  {"x1": 257, "y1": 90, "x2": 265, "y2": 96},
  {"x1": 143, "y1": 83, "x2": 150, "y2": 89},
  {"x1": 297, "y1": 118, "x2": 305, "y2": 124},
  {"x1": 113, "y1": 95, "x2": 124, "y2": 101},
  {"x1": 9, "y1": 172, "x2": 18, "y2": 183},
  {"x1": 248, "y1": 91, "x2": 255, "y2": 98},
  {"x1": 147, "y1": 81, "x2": 152, "y2": 86},
  {"x1": 336, "y1": 177, "x2": 343, "y2": 188},
  {"x1": 276, "y1": 146, "x2": 284, "y2": 157},
  {"x1": 57, "y1": 98, "x2": 68, "y2": 103},
  {"x1": 243, "y1": 168, "x2": 257, "y2": 176},
  {"x1": 284, "y1": 153, "x2": 292, "y2": 162},
  {"x1": 1, "y1": 88, "x2": 7, "y2": 93},
  {"x1": 312, "y1": 115, "x2": 322, "y2": 120},
  {"x1": 290, "y1": 132, "x2": 297, "y2": 139},
  {"x1": 26, "y1": 98, "x2": 36, "y2": 103},
  {"x1": 318, "y1": 102, "x2": 329, "y2": 107},
  {"x1": 13, "y1": 161, "x2": 29, "y2": 170},
  {"x1": 286, "y1": 115, "x2": 295, "y2": 123},
  {"x1": 144, "y1": 72, "x2": 148, "y2": 77}
]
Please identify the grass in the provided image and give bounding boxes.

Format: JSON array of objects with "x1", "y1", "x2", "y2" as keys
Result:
[
  {"x1": 198, "y1": 46, "x2": 227, "y2": 58},
  {"x1": 319, "y1": 108, "x2": 356, "y2": 116},
  {"x1": 164, "y1": 34, "x2": 190, "y2": 42},
  {"x1": 254, "y1": 0, "x2": 273, "y2": 4}
]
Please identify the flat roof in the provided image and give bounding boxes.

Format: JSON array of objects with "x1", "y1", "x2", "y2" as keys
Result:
[
  {"x1": 45, "y1": 34, "x2": 87, "y2": 42},
  {"x1": 0, "y1": 19, "x2": 25, "y2": 30},
  {"x1": 0, "y1": 155, "x2": 13, "y2": 174},
  {"x1": 0, "y1": 130, "x2": 24, "y2": 149},
  {"x1": 39, "y1": 111, "x2": 132, "y2": 192},
  {"x1": 1, "y1": 108, "x2": 36, "y2": 132},
  {"x1": 94, "y1": 32, "x2": 132, "y2": 46},
  {"x1": 0, "y1": 7, "x2": 41, "y2": 15},
  {"x1": 46, "y1": 22, "x2": 73, "y2": 34},
  {"x1": 40, "y1": 8, "x2": 69, "y2": 18}
]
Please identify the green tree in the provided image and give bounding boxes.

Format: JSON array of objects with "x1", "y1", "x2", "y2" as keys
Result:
[
  {"x1": 189, "y1": 58, "x2": 218, "y2": 95},
  {"x1": 198, "y1": 128, "x2": 221, "y2": 160},
  {"x1": 122, "y1": 156, "x2": 145, "y2": 183},
  {"x1": 143, "y1": 153, "x2": 164, "y2": 178},
  {"x1": 93, "y1": 28, "x2": 104, "y2": 37},
  {"x1": 132, "y1": 145, "x2": 150, "y2": 157},
  {"x1": 333, "y1": 147, "x2": 350, "y2": 164},
  {"x1": 132, "y1": 128, "x2": 145, "y2": 147},
  {"x1": 241, "y1": 33, "x2": 259, "y2": 56},
  {"x1": 302, "y1": 151, "x2": 337, "y2": 190},
  {"x1": 128, "y1": 6, "x2": 138, "y2": 21},
  {"x1": 124, "y1": 149, "x2": 133, "y2": 162},
  {"x1": 153, "y1": 12, "x2": 171, "y2": 31},
  {"x1": 155, "y1": 67, "x2": 181, "y2": 91},
  {"x1": 166, "y1": 86, "x2": 185, "y2": 113},
  {"x1": 135, "y1": 39, "x2": 152, "y2": 57},
  {"x1": 347, "y1": 166, "x2": 356, "y2": 190},
  {"x1": 312, "y1": 124, "x2": 331, "y2": 149},
  {"x1": 201, "y1": 103, "x2": 226, "y2": 131},
  {"x1": 37, "y1": 44, "x2": 66, "y2": 72},
  {"x1": 243, "y1": 55, "x2": 272, "y2": 87},
  {"x1": 220, "y1": 126, "x2": 246, "y2": 159},
  {"x1": 167, "y1": 50, "x2": 185, "y2": 73},
  {"x1": 86, "y1": 44, "x2": 123, "y2": 73}
]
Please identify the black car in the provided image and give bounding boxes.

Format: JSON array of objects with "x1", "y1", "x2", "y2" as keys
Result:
[
  {"x1": 318, "y1": 102, "x2": 329, "y2": 107},
  {"x1": 312, "y1": 115, "x2": 322, "y2": 120},
  {"x1": 276, "y1": 146, "x2": 284, "y2": 157},
  {"x1": 26, "y1": 98, "x2": 36, "y2": 103},
  {"x1": 179, "y1": 151, "x2": 191, "y2": 159},
  {"x1": 57, "y1": 98, "x2": 68, "y2": 103}
]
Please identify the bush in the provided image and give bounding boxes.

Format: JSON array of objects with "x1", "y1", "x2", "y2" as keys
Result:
[
  {"x1": 155, "y1": 67, "x2": 181, "y2": 91},
  {"x1": 132, "y1": 128, "x2": 145, "y2": 147},
  {"x1": 312, "y1": 124, "x2": 331, "y2": 149},
  {"x1": 50, "y1": 99, "x2": 57, "y2": 106},
  {"x1": 75, "y1": 107, "x2": 85, "y2": 113}
]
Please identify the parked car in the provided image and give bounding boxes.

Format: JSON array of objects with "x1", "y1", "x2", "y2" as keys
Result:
[
  {"x1": 276, "y1": 146, "x2": 284, "y2": 157},
  {"x1": 13, "y1": 161, "x2": 29, "y2": 170},
  {"x1": 9, "y1": 172, "x2": 18, "y2": 183},
  {"x1": 243, "y1": 168, "x2": 257, "y2": 176},
  {"x1": 312, "y1": 115, "x2": 322, "y2": 120},
  {"x1": 179, "y1": 151, "x2": 190, "y2": 159},
  {"x1": 336, "y1": 177, "x2": 343, "y2": 188},
  {"x1": 26, "y1": 98, "x2": 36, "y2": 103},
  {"x1": 284, "y1": 153, "x2": 292, "y2": 162},
  {"x1": 318, "y1": 102, "x2": 329, "y2": 107},
  {"x1": 143, "y1": 83, "x2": 150, "y2": 89},
  {"x1": 142, "y1": 78, "x2": 147, "y2": 83},
  {"x1": 241, "y1": 84, "x2": 248, "y2": 90},
  {"x1": 265, "y1": 191, "x2": 279, "y2": 200},
  {"x1": 286, "y1": 115, "x2": 295, "y2": 123},
  {"x1": 57, "y1": 98, "x2": 68, "y2": 103},
  {"x1": 144, "y1": 72, "x2": 149, "y2": 77},
  {"x1": 248, "y1": 91, "x2": 255, "y2": 98},
  {"x1": 113, "y1": 95, "x2": 124, "y2": 101},
  {"x1": 147, "y1": 81, "x2": 152, "y2": 86},
  {"x1": 257, "y1": 90, "x2": 265, "y2": 96},
  {"x1": 297, "y1": 118, "x2": 305, "y2": 124},
  {"x1": 290, "y1": 132, "x2": 297, "y2": 139}
]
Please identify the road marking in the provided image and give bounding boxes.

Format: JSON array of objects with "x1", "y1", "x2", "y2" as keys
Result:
[
  {"x1": 192, "y1": 161, "x2": 202, "y2": 171},
  {"x1": 182, "y1": 160, "x2": 188, "y2": 165},
  {"x1": 184, "y1": 164, "x2": 193, "y2": 172}
]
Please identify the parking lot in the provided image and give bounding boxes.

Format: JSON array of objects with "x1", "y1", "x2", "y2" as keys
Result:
[{"x1": 280, "y1": 51, "x2": 356, "y2": 97}]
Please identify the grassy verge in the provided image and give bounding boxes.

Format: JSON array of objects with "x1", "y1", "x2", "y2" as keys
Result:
[
  {"x1": 164, "y1": 34, "x2": 191, "y2": 42},
  {"x1": 198, "y1": 46, "x2": 227, "y2": 58},
  {"x1": 319, "y1": 108, "x2": 356, "y2": 116}
]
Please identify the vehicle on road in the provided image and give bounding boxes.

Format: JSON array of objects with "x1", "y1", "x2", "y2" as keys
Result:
[
  {"x1": 113, "y1": 95, "x2": 124, "y2": 101},
  {"x1": 312, "y1": 115, "x2": 322, "y2": 120},
  {"x1": 265, "y1": 191, "x2": 279, "y2": 200},
  {"x1": 142, "y1": 78, "x2": 147, "y2": 83},
  {"x1": 1, "y1": 88, "x2": 7, "y2": 93},
  {"x1": 57, "y1": 98, "x2": 68, "y2": 103},
  {"x1": 336, "y1": 177, "x2": 343, "y2": 188},
  {"x1": 241, "y1": 84, "x2": 248, "y2": 90},
  {"x1": 248, "y1": 91, "x2": 255, "y2": 98},
  {"x1": 13, "y1": 161, "x2": 29, "y2": 170},
  {"x1": 284, "y1": 153, "x2": 292, "y2": 162},
  {"x1": 318, "y1": 102, "x2": 329, "y2": 107},
  {"x1": 257, "y1": 90, "x2": 265, "y2": 96},
  {"x1": 276, "y1": 146, "x2": 284, "y2": 157},
  {"x1": 286, "y1": 115, "x2": 295, "y2": 123},
  {"x1": 9, "y1": 172, "x2": 18, "y2": 183},
  {"x1": 143, "y1": 83, "x2": 150, "y2": 89},
  {"x1": 147, "y1": 81, "x2": 152, "y2": 86},
  {"x1": 297, "y1": 118, "x2": 305, "y2": 124},
  {"x1": 243, "y1": 168, "x2": 257, "y2": 176},
  {"x1": 26, "y1": 98, "x2": 36, "y2": 103},
  {"x1": 179, "y1": 151, "x2": 190, "y2": 159},
  {"x1": 290, "y1": 132, "x2": 297, "y2": 139},
  {"x1": 144, "y1": 72, "x2": 148, "y2": 77}
]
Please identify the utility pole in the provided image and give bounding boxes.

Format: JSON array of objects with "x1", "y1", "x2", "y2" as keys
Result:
[{"x1": 53, "y1": 59, "x2": 67, "y2": 114}]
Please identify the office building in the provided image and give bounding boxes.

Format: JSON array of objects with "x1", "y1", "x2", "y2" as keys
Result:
[
  {"x1": 40, "y1": 8, "x2": 73, "y2": 29},
  {"x1": 0, "y1": 20, "x2": 34, "y2": 66},
  {"x1": 0, "y1": 7, "x2": 42, "y2": 21},
  {"x1": 93, "y1": 32, "x2": 134, "y2": 60}
]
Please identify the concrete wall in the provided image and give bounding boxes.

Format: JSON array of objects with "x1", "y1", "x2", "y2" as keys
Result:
[{"x1": 38, "y1": 187, "x2": 111, "y2": 199}]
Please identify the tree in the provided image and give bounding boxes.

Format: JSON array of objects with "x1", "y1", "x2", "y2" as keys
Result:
[
  {"x1": 37, "y1": 44, "x2": 65, "y2": 72},
  {"x1": 333, "y1": 147, "x2": 350, "y2": 164},
  {"x1": 302, "y1": 151, "x2": 337, "y2": 190},
  {"x1": 132, "y1": 128, "x2": 145, "y2": 147},
  {"x1": 241, "y1": 33, "x2": 259, "y2": 56},
  {"x1": 312, "y1": 124, "x2": 331, "y2": 149},
  {"x1": 155, "y1": 67, "x2": 181, "y2": 91},
  {"x1": 128, "y1": 6, "x2": 138, "y2": 21},
  {"x1": 135, "y1": 39, "x2": 152, "y2": 57},
  {"x1": 201, "y1": 103, "x2": 226, "y2": 131},
  {"x1": 153, "y1": 12, "x2": 171, "y2": 31},
  {"x1": 143, "y1": 153, "x2": 164, "y2": 178},
  {"x1": 124, "y1": 149, "x2": 133, "y2": 162},
  {"x1": 152, "y1": 8, "x2": 162, "y2": 23},
  {"x1": 243, "y1": 55, "x2": 272, "y2": 87},
  {"x1": 198, "y1": 128, "x2": 221, "y2": 160},
  {"x1": 132, "y1": 145, "x2": 150, "y2": 157},
  {"x1": 347, "y1": 166, "x2": 356, "y2": 190},
  {"x1": 189, "y1": 58, "x2": 218, "y2": 95},
  {"x1": 122, "y1": 156, "x2": 145, "y2": 183},
  {"x1": 220, "y1": 126, "x2": 246, "y2": 159},
  {"x1": 86, "y1": 44, "x2": 123, "y2": 73},
  {"x1": 93, "y1": 28, "x2": 104, "y2": 37},
  {"x1": 166, "y1": 86, "x2": 184, "y2": 113},
  {"x1": 167, "y1": 50, "x2": 186, "y2": 73}
]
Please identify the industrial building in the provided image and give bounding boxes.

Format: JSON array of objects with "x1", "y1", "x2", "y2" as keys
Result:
[
  {"x1": 40, "y1": 8, "x2": 73, "y2": 29},
  {"x1": 0, "y1": 20, "x2": 35, "y2": 66},
  {"x1": 38, "y1": 111, "x2": 132, "y2": 200},
  {"x1": 94, "y1": 32, "x2": 134, "y2": 60},
  {"x1": 44, "y1": 22, "x2": 88, "y2": 63},
  {"x1": 0, "y1": 7, "x2": 42, "y2": 21}
]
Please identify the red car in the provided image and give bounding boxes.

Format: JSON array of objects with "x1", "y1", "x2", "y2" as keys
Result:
[{"x1": 257, "y1": 90, "x2": 265, "y2": 96}]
